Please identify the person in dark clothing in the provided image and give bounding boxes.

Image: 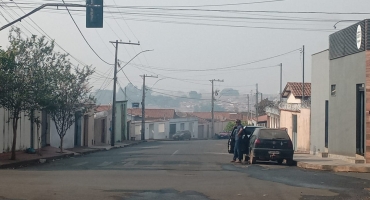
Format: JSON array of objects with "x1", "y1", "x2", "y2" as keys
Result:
[{"x1": 231, "y1": 119, "x2": 243, "y2": 163}]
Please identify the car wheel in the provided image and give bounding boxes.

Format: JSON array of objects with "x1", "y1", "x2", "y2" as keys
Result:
[
  {"x1": 286, "y1": 158, "x2": 294, "y2": 166},
  {"x1": 277, "y1": 159, "x2": 284, "y2": 165},
  {"x1": 249, "y1": 150, "x2": 256, "y2": 164}
]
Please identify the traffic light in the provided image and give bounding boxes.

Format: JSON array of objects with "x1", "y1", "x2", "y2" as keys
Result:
[{"x1": 86, "y1": 0, "x2": 103, "y2": 28}]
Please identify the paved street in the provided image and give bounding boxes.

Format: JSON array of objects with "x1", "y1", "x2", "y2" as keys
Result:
[{"x1": 0, "y1": 140, "x2": 370, "y2": 200}]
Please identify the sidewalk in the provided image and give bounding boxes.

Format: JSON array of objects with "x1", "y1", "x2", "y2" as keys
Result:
[
  {"x1": 294, "y1": 153, "x2": 370, "y2": 173},
  {"x1": 0, "y1": 140, "x2": 146, "y2": 169}
]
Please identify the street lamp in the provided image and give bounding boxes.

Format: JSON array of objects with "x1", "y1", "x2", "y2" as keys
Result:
[{"x1": 117, "y1": 49, "x2": 154, "y2": 73}]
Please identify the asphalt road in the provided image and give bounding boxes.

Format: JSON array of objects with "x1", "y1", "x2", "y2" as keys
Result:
[{"x1": 0, "y1": 140, "x2": 370, "y2": 200}]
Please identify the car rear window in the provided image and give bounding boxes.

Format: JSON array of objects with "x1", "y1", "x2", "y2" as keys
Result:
[
  {"x1": 244, "y1": 127, "x2": 256, "y2": 135},
  {"x1": 258, "y1": 130, "x2": 290, "y2": 140}
]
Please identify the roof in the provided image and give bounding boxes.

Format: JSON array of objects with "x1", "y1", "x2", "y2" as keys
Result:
[
  {"x1": 282, "y1": 82, "x2": 311, "y2": 98},
  {"x1": 127, "y1": 108, "x2": 176, "y2": 119},
  {"x1": 96, "y1": 105, "x2": 112, "y2": 112}
]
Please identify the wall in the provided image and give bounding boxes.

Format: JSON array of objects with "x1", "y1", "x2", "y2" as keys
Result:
[
  {"x1": 169, "y1": 118, "x2": 199, "y2": 138},
  {"x1": 329, "y1": 51, "x2": 366, "y2": 156},
  {"x1": 311, "y1": 50, "x2": 330, "y2": 154},
  {"x1": 0, "y1": 108, "x2": 42, "y2": 153},
  {"x1": 280, "y1": 109, "x2": 310, "y2": 152},
  {"x1": 50, "y1": 119, "x2": 75, "y2": 149},
  {"x1": 287, "y1": 93, "x2": 301, "y2": 104}
]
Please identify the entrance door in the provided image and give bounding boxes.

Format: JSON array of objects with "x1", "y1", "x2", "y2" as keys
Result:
[
  {"x1": 292, "y1": 114, "x2": 298, "y2": 151},
  {"x1": 149, "y1": 124, "x2": 154, "y2": 139},
  {"x1": 356, "y1": 84, "x2": 365, "y2": 155},
  {"x1": 325, "y1": 100, "x2": 329, "y2": 148},
  {"x1": 41, "y1": 110, "x2": 48, "y2": 147},
  {"x1": 74, "y1": 111, "x2": 82, "y2": 146},
  {"x1": 83, "y1": 115, "x2": 89, "y2": 146},
  {"x1": 101, "y1": 119, "x2": 106, "y2": 143},
  {"x1": 169, "y1": 124, "x2": 176, "y2": 139}
]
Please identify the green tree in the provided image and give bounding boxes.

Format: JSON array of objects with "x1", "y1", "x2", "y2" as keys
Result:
[{"x1": 0, "y1": 29, "x2": 37, "y2": 160}]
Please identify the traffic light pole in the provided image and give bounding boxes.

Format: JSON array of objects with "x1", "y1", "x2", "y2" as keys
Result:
[
  {"x1": 0, "y1": 3, "x2": 99, "y2": 31},
  {"x1": 109, "y1": 40, "x2": 140, "y2": 146}
]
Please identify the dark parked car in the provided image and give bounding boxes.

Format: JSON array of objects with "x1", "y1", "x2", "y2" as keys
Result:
[
  {"x1": 227, "y1": 126, "x2": 263, "y2": 154},
  {"x1": 216, "y1": 132, "x2": 230, "y2": 139},
  {"x1": 247, "y1": 128, "x2": 294, "y2": 165},
  {"x1": 172, "y1": 130, "x2": 192, "y2": 140}
]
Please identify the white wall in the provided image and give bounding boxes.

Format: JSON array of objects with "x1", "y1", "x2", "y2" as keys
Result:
[
  {"x1": 50, "y1": 119, "x2": 75, "y2": 149},
  {"x1": 0, "y1": 108, "x2": 40, "y2": 153}
]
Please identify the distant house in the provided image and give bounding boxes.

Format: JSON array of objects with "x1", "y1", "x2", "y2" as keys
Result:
[
  {"x1": 280, "y1": 82, "x2": 311, "y2": 152},
  {"x1": 127, "y1": 108, "x2": 198, "y2": 140}
]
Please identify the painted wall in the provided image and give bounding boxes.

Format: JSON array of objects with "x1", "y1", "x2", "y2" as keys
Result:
[
  {"x1": 115, "y1": 101, "x2": 127, "y2": 142},
  {"x1": 0, "y1": 108, "x2": 42, "y2": 153},
  {"x1": 329, "y1": 51, "x2": 366, "y2": 156},
  {"x1": 50, "y1": 119, "x2": 75, "y2": 149},
  {"x1": 280, "y1": 109, "x2": 310, "y2": 152},
  {"x1": 287, "y1": 93, "x2": 301, "y2": 104},
  {"x1": 311, "y1": 50, "x2": 330, "y2": 154}
]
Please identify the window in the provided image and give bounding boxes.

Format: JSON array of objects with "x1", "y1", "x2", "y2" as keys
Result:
[
  {"x1": 180, "y1": 123, "x2": 185, "y2": 130},
  {"x1": 331, "y1": 84, "x2": 336, "y2": 96},
  {"x1": 158, "y1": 123, "x2": 165, "y2": 133}
]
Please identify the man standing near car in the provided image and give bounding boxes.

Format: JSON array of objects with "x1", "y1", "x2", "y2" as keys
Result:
[{"x1": 231, "y1": 119, "x2": 243, "y2": 163}]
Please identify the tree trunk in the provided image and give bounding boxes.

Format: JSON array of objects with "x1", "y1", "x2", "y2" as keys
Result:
[
  {"x1": 10, "y1": 117, "x2": 19, "y2": 160},
  {"x1": 60, "y1": 136, "x2": 64, "y2": 153}
]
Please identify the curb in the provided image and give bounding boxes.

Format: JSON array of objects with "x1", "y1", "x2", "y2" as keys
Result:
[
  {"x1": 296, "y1": 161, "x2": 370, "y2": 173},
  {"x1": 0, "y1": 141, "x2": 146, "y2": 169},
  {"x1": 0, "y1": 153, "x2": 74, "y2": 169}
]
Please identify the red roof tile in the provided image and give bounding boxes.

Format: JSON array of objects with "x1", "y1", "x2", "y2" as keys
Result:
[
  {"x1": 96, "y1": 105, "x2": 112, "y2": 112},
  {"x1": 282, "y1": 82, "x2": 311, "y2": 98}
]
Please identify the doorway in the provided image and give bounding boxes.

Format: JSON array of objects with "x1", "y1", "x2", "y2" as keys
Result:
[
  {"x1": 41, "y1": 110, "x2": 48, "y2": 147},
  {"x1": 101, "y1": 119, "x2": 106, "y2": 143},
  {"x1": 149, "y1": 124, "x2": 154, "y2": 139},
  {"x1": 356, "y1": 84, "x2": 365, "y2": 155},
  {"x1": 83, "y1": 115, "x2": 89, "y2": 146},
  {"x1": 169, "y1": 124, "x2": 176, "y2": 138},
  {"x1": 74, "y1": 111, "x2": 82, "y2": 146},
  {"x1": 292, "y1": 114, "x2": 298, "y2": 151},
  {"x1": 325, "y1": 100, "x2": 329, "y2": 148}
]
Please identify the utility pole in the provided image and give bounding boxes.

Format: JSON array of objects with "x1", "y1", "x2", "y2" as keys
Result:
[
  {"x1": 210, "y1": 79, "x2": 224, "y2": 138},
  {"x1": 302, "y1": 45, "x2": 305, "y2": 105},
  {"x1": 110, "y1": 40, "x2": 139, "y2": 147},
  {"x1": 141, "y1": 74, "x2": 158, "y2": 140},
  {"x1": 247, "y1": 94, "x2": 250, "y2": 121},
  {"x1": 280, "y1": 63, "x2": 283, "y2": 103},
  {"x1": 256, "y1": 84, "x2": 259, "y2": 125}
]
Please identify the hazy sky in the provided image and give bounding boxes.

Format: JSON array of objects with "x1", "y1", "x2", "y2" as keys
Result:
[{"x1": 0, "y1": 0, "x2": 369, "y2": 98}]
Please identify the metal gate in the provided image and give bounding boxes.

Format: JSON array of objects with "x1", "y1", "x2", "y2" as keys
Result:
[{"x1": 292, "y1": 114, "x2": 297, "y2": 151}]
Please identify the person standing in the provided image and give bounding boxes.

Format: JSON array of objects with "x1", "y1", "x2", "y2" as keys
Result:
[{"x1": 231, "y1": 119, "x2": 243, "y2": 163}]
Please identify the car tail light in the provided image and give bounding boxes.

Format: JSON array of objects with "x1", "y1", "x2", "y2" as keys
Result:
[
  {"x1": 288, "y1": 140, "x2": 293, "y2": 148},
  {"x1": 255, "y1": 139, "x2": 261, "y2": 147}
]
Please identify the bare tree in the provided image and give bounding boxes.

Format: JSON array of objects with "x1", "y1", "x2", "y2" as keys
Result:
[{"x1": 48, "y1": 61, "x2": 94, "y2": 152}]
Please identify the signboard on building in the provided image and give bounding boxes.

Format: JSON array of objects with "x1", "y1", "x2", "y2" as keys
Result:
[{"x1": 132, "y1": 102, "x2": 140, "y2": 108}]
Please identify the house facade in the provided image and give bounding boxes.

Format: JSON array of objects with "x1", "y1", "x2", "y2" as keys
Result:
[
  {"x1": 127, "y1": 108, "x2": 198, "y2": 140},
  {"x1": 280, "y1": 82, "x2": 311, "y2": 152},
  {"x1": 311, "y1": 19, "x2": 370, "y2": 163}
]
